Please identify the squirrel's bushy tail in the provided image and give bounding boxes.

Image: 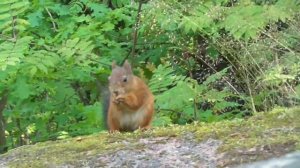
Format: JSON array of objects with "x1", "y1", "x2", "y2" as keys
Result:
[
  {"x1": 96, "y1": 78, "x2": 110, "y2": 130},
  {"x1": 101, "y1": 89, "x2": 110, "y2": 130}
]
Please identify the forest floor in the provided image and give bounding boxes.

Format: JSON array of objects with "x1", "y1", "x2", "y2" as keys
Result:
[{"x1": 0, "y1": 107, "x2": 299, "y2": 168}]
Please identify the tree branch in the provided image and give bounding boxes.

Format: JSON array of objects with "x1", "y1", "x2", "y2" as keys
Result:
[
  {"x1": 12, "y1": 16, "x2": 17, "y2": 39},
  {"x1": 0, "y1": 91, "x2": 8, "y2": 153},
  {"x1": 0, "y1": 34, "x2": 16, "y2": 42},
  {"x1": 45, "y1": 8, "x2": 58, "y2": 32},
  {"x1": 130, "y1": 0, "x2": 144, "y2": 58}
]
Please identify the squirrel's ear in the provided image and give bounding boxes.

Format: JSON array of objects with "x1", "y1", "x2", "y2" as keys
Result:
[
  {"x1": 123, "y1": 60, "x2": 132, "y2": 74},
  {"x1": 111, "y1": 61, "x2": 117, "y2": 69}
]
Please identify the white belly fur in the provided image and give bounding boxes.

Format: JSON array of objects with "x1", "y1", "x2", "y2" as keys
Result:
[{"x1": 119, "y1": 106, "x2": 147, "y2": 131}]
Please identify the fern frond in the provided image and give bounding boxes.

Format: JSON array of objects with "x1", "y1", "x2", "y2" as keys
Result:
[
  {"x1": 58, "y1": 38, "x2": 97, "y2": 65},
  {"x1": 149, "y1": 64, "x2": 186, "y2": 94},
  {"x1": 0, "y1": 0, "x2": 30, "y2": 36},
  {"x1": 0, "y1": 36, "x2": 32, "y2": 70}
]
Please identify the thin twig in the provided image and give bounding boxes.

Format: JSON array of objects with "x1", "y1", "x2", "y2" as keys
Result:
[
  {"x1": 245, "y1": 73, "x2": 257, "y2": 113},
  {"x1": 159, "y1": 108, "x2": 177, "y2": 113},
  {"x1": 12, "y1": 16, "x2": 17, "y2": 39},
  {"x1": 130, "y1": 0, "x2": 143, "y2": 58},
  {"x1": 197, "y1": 56, "x2": 241, "y2": 95},
  {"x1": 45, "y1": 8, "x2": 58, "y2": 32},
  {"x1": 0, "y1": 34, "x2": 16, "y2": 42},
  {"x1": 261, "y1": 30, "x2": 295, "y2": 55},
  {"x1": 89, "y1": 58, "x2": 111, "y2": 67},
  {"x1": 136, "y1": 41, "x2": 173, "y2": 45}
]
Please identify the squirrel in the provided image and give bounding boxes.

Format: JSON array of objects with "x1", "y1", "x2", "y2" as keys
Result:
[{"x1": 102, "y1": 60, "x2": 154, "y2": 132}]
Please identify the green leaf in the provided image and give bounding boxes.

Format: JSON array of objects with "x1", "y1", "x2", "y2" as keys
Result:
[
  {"x1": 50, "y1": 4, "x2": 70, "y2": 16},
  {"x1": 11, "y1": 77, "x2": 31, "y2": 100},
  {"x1": 199, "y1": 110, "x2": 216, "y2": 122},
  {"x1": 27, "y1": 10, "x2": 44, "y2": 27},
  {"x1": 149, "y1": 64, "x2": 186, "y2": 94},
  {"x1": 88, "y1": 3, "x2": 110, "y2": 18},
  {"x1": 153, "y1": 115, "x2": 172, "y2": 127},
  {"x1": 207, "y1": 46, "x2": 219, "y2": 59},
  {"x1": 213, "y1": 101, "x2": 239, "y2": 111},
  {"x1": 53, "y1": 82, "x2": 76, "y2": 103},
  {"x1": 203, "y1": 67, "x2": 229, "y2": 85},
  {"x1": 102, "y1": 22, "x2": 114, "y2": 31}
]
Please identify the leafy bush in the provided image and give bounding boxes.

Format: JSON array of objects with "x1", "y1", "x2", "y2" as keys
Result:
[
  {"x1": 0, "y1": 0, "x2": 299, "y2": 152},
  {"x1": 150, "y1": 64, "x2": 243, "y2": 126},
  {"x1": 142, "y1": 0, "x2": 300, "y2": 113},
  {"x1": 0, "y1": 0, "x2": 137, "y2": 150}
]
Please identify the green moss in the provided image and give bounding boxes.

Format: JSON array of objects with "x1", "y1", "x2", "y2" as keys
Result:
[
  {"x1": 217, "y1": 107, "x2": 300, "y2": 151},
  {"x1": 2, "y1": 107, "x2": 300, "y2": 167}
]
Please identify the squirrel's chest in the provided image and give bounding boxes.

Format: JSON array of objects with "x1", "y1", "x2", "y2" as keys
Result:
[{"x1": 119, "y1": 106, "x2": 146, "y2": 131}]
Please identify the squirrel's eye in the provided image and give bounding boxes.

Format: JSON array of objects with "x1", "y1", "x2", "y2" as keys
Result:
[{"x1": 123, "y1": 77, "x2": 127, "y2": 82}]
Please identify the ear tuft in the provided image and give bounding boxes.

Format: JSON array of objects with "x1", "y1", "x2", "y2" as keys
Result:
[{"x1": 123, "y1": 60, "x2": 132, "y2": 74}]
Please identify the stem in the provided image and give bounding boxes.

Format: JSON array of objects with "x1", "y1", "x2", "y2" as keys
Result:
[
  {"x1": 130, "y1": 0, "x2": 143, "y2": 58},
  {"x1": 0, "y1": 91, "x2": 8, "y2": 153},
  {"x1": 45, "y1": 8, "x2": 58, "y2": 32},
  {"x1": 12, "y1": 16, "x2": 17, "y2": 39},
  {"x1": 246, "y1": 73, "x2": 257, "y2": 113}
]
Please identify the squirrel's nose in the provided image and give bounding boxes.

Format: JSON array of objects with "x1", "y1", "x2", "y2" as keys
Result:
[{"x1": 113, "y1": 91, "x2": 119, "y2": 96}]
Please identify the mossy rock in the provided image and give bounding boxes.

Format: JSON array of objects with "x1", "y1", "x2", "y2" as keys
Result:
[{"x1": 0, "y1": 107, "x2": 299, "y2": 167}]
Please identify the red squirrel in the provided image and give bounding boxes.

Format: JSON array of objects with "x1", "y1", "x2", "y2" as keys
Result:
[{"x1": 104, "y1": 60, "x2": 154, "y2": 132}]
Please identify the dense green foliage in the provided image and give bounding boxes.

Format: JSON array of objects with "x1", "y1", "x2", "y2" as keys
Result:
[{"x1": 0, "y1": 0, "x2": 299, "y2": 152}]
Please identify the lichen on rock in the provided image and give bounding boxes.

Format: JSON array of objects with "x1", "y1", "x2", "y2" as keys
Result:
[{"x1": 0, "y1": 107, "x2": 299, "y2": 168}]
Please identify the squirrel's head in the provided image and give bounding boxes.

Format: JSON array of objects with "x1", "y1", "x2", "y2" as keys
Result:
[{"x1": 108, "y1": 60, "x2": 134, "y2": 97}]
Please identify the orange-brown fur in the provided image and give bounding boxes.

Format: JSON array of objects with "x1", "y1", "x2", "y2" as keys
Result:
[{"x1": 107, "y1": 60, "x2": 154, "y2": 132}]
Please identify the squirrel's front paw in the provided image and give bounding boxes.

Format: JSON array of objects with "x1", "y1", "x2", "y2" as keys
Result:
[{"x1": 113, "y1": 96, "x2": 125, "y2": 104}]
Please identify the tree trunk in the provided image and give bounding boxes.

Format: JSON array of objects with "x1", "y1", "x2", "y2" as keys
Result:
[{"x1": 0, "y1": 91, "x2": 8, "y2": 153}]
